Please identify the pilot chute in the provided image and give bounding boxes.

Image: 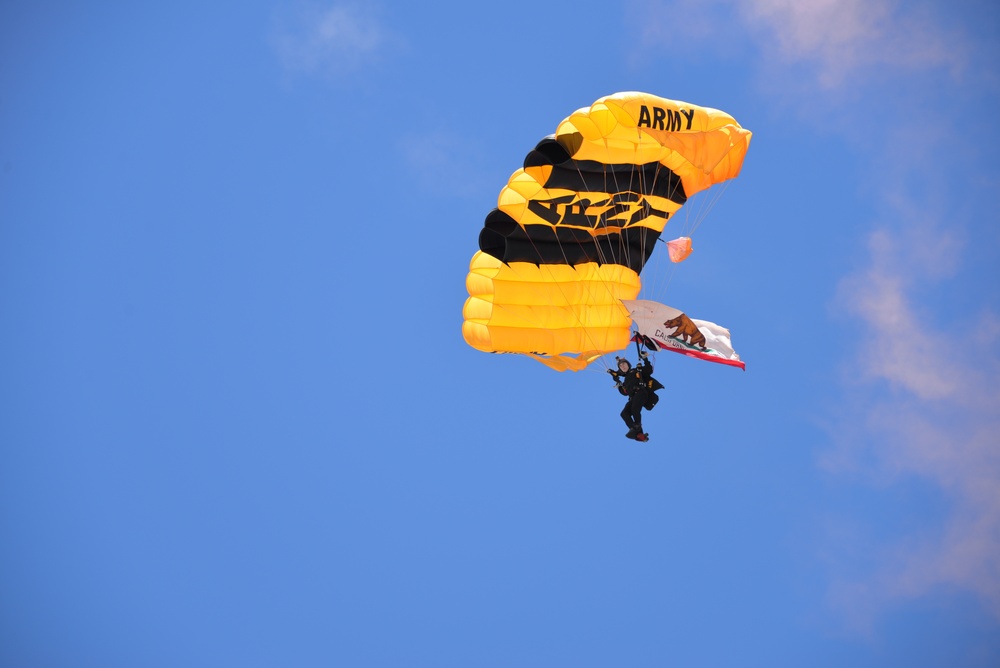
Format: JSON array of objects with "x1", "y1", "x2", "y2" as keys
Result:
[{"x1": 665, "y1": 236, "x2": 693, "y2": 263}]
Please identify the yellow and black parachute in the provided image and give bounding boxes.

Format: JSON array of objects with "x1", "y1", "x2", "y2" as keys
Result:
[{"x1": 462, "y1": 92, "x2": 751, "y2": 371}]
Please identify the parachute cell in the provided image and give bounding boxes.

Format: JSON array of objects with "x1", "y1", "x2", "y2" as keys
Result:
[{"x1": 462, "y1": 92, "x2": 751, "y2": 370}]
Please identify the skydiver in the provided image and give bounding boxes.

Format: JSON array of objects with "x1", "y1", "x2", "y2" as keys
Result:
[{"x1": 607, "y1": 351, "x2": 656, "y2": 441}]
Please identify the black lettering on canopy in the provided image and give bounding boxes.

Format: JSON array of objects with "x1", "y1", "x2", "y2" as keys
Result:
[
  {"x1": 637, "y1": 106, "x2": 696, "y2": 131},
  {"x1": 528, "y1": 195, "x2": 592, "y2": 226},
  {"x1": 527, "y1": 136, "x2": 687, "y2": 204},
  {"x1": 527, "y1": 192, "x2": 670, "y2": 229},
  {"x1": 475, "y1": 134, "x2": 689, "y2": 273},
  {"x1": 667, "y1": 109, "x2": 681, "y2": 131},
  {"x1": 541, "y1": 159, "x2": 686, "y2": 204},
  {"x1": 638, "y1": 106, "x2": 652, "y2": 128},
  {"x1": 479, "y1": 209, "x2": 661, "y2": 274},
  {"x1": 654, "y1": 107, "x2": 667, "y2": 130}
]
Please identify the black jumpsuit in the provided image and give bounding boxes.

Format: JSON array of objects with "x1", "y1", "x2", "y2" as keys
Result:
[{"x1": 614, "y1": 360, "x2": 653, "y2": 434}]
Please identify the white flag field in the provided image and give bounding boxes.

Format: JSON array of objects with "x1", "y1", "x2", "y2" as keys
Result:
[{"x1": 621, "y1": 299, "x2": 745, "y2": 370}]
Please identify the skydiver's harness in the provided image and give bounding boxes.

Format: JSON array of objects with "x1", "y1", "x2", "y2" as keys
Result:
[
  {"x1": 615, "y1": 364, "x2": 663, "y2": 410},
  {"x1": 611, "y1": 340, "x2": 664, "y2": 410}
]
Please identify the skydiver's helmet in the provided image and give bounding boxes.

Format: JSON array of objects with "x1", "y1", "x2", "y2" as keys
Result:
[{"x1": 616, "y1": 357, "x2": 631, "y2": 372}]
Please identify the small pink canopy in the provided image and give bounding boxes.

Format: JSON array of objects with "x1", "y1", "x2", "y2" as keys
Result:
[{"x1": 666, "y1": 236, "x2": 693, "y2": 263}]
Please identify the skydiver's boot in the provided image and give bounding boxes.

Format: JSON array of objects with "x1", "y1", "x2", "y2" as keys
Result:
[
  {"x1": 635, "y1": 432, "x2": 649, "y2": 442},
  {"x1": 625, "y1": 426, "x2": 640, "y2": 439}
]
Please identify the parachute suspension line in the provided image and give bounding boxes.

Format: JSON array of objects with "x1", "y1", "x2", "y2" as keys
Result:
[
  {"x1": 573, "y1": 160, "x2": 628, "y2": 372},
  {"x1": 687, "y1": 179, "x2": 731, "y2": 237},
  {"x1": 609, "y1": 135, "x2": 647, "y2": 364},
  {"x1": 632, "y1": 139, "x2": 673, "y2": 307},
  {"x1": 600, "y1": 135, "x2": 644, "y2": 276},
  {"x1": 606, "y1": 131, "x2": 669, "y2": 369},
  {"x1": 544, "y1": 137, "x2": 642, "y2": 373},
  {"x1": 644, "y1": 137, "x2": 671, "y2": 304},
  {"x1": 643, "y1": 179, "x2": 729, "y2": 305},
  {"x1": 656, "y1": 147, "x2": 689, "y2": 304},
  {"x1": 591, "y1": 137, "x2": 629, "y2": 273},
  {"x1": 644, "y1": 236, "x2": 679, "y2": 303}
]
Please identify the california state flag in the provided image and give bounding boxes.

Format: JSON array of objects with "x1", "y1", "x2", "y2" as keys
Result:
[{"x1": 622, "y1": 299, "x2": 744, "y2": 370}]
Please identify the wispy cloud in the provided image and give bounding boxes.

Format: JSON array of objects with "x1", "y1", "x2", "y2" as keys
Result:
[
  {"x1": 632, "y1": 0, "x2": 979, "y2": 88},
  {"x1": 746, "y1": 0, "x2": 1000, "y2": 624},
  {"x1": 738, "y1": 0, "x2": 967, "y2": 87},
  {"x1": 271, "y1": 2, "x2": 397, "y2": 78},
  {"x1": 633, "y1": 0, "x2": 1000, "y2": 625},
  {"x1": 829, "y1": 210, "x2": 1000, "y2": 626}
]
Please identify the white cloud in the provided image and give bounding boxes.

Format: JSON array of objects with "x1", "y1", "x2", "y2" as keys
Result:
[
  {"x1": 811, "y1": 2, "x2": 1000, "y2": 622},
  {"x1": 271, "y1": 2, "x2": 395, "y2": 78},
  {"x1": 830, "y1": 215, "x2": 1000, "y2": 622},
  {"x1": 739, "y1": 0, "x2": 966, "y2": 87},
  {"x1": 630, "y1": 0, "x2": 1000, "y2": 625},
  {"x1": 838, "y1": 230, "x2": 962, "y2": 401},
  {"x1": 630, "y1": 0, "x2": 979, "y2": 89}
]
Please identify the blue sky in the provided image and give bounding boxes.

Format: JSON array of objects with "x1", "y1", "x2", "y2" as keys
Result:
[{"x1": 2, "y1": 1, "x2": 998, "y2": 666}]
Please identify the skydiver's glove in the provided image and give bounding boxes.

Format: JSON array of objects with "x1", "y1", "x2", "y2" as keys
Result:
[{"x1": 639, "y1": 351, "x2": 648, "y2": 359}]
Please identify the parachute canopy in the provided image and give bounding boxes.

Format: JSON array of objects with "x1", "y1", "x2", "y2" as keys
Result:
[{"x1": 463, "y1": 92, "x2": 751, "y2": 370}]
